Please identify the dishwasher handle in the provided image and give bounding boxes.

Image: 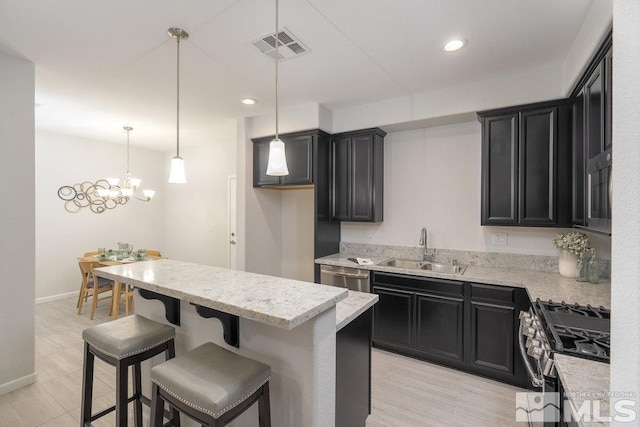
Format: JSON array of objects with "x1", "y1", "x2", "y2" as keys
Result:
[{"x1": 320, "y1": 269, "x2": 370, "y2": 280}]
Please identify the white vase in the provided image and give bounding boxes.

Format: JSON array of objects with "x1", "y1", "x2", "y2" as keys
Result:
[{"x1": 558, "y1": 251, "x2": 578, "y2": 278}]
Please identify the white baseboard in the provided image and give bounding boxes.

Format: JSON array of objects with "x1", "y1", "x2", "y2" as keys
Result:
[
  {"x1": 36, "y1": 291, "x2": 77, "y2": 304},
  {"x1": 0, "y1": 372, "x2": 37, "y2": 396}
]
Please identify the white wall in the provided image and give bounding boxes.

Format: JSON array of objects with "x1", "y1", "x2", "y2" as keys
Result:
[
  {"x1": 0, "y1": 52, "x2": 36, "y2": 394},
  {"x1": 35, "y1": 131, "x2": 165, "y2": 300},
  {"x1": 281, "y1": 189, "x2": 314, "y2": 282},
  {"x1": 562, "y1": 1, "x2": 613, "y2": 94},
  {"x1": 342, "y1": 123, "x2": 612, "y2": 259},
  {"x1": 332, "y1": 63, "x2": 565, "y2": 133},
  {"x1": 163, "y1": 135, "x2": 237, "y2": 267},
  {"x1": 611, "y1": 0, "x2": 640, "y2": 421}
]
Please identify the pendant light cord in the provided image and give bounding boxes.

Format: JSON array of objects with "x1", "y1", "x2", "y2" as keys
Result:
[
  {"x1": 176, "y1": 35, "x2": 181, "y2": 158},
  {"x1": 275, "y1": 0, "x2": 279, "y2": 139}
]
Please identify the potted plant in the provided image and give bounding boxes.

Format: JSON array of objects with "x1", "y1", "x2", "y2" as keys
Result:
[{"x1": 552, "y1": 231, "x2": 590, "y2": 278}]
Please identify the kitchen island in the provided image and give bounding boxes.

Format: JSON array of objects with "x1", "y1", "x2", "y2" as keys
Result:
[{"x1": 94, "y1": 259, "x2": 377, "y2": 427}]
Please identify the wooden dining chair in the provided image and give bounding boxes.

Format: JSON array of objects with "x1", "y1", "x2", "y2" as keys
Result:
[
  {"x1": 83, "y1": 251, "x2": 99, "y2": 256},
  {"x1": 77, "y1": 260, "x2": 115, "y2": 320}
]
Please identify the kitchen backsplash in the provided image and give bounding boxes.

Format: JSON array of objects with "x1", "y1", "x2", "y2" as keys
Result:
[{"x1": 340, "y1": 242, "x2": 611, "y2": 278}]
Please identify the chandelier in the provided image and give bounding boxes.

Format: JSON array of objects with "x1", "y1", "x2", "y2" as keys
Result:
[{"x1": 57, "y1": 126, "x2": 154, "y2": 214}]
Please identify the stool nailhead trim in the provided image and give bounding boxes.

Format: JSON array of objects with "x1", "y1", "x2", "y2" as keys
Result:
[
  {"x1": 87, "y1": 335, "x2": 175, "y2": 360},
  {"x1": 151, "y1": 375, "x2": 271, "y2": 419}
]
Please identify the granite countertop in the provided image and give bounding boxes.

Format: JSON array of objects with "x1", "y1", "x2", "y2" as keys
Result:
[
  {"x1": 316, "y1": 253, "x2": 611, "y2": 308},
  {"x1": 95, "y1": 259, "x2": 347, "y2": 330},
  {"x1": 554, "y1": 355, "x2": 610, "y2": 426},
  {"x1": 335, "y1": 290, "x2": 378, "y2": 332}
]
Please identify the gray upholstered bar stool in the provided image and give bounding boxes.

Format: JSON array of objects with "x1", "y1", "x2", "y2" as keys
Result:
[
  {"x1": 81, "y1": 315, "x2": 177, "y2": 427},
  {"x1": 149, "y1": 342, "x2": 272, "y2": 427}
]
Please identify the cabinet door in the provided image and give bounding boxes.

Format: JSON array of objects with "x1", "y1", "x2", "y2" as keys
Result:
[
  {"x1": 253, "y1": 140, "x2": 280, "y2": 187},
  {"x1": 415, "y1": 292, "x2": 464, "y2": 361},
  {"x1": 280, "y1": 134, "x2": 313, "y2": 185},
  {"x1": 372, "y1": 286, "x2": 414, "y2": 350},
  {"x1": 468, "y1": 301, "x2": 515, "y2": 376},
  {"x1": 585, "y1": 61, "x2": 605, "y2": 162},
  {"x1": 518, "y1": 107, "x2": 557, "y2": 225},
  {"x1": 331, "y1": 137, "x2": 351, "y2": 220},
  {"x1": 604, "y1": 47, "x2": 612, "y2": 151},
  {"x1": 351, "y1": 134, "x2": 375, "y2": 221},
  {"x1": 572, "y1": 92, "x2": 586, "y2": 225},
  {"x1": 481, "y1": 114, "x2": 518, "y2": 225}
]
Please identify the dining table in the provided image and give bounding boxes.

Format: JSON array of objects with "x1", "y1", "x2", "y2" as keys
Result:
[{"x1": 78, "y1": 254, "x2": 162, "y2": 319}]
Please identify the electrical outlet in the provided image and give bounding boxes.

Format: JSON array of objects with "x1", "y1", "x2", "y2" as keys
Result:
[{"x1": 492, "y1": 232, "x2": 508, "y2": 246}]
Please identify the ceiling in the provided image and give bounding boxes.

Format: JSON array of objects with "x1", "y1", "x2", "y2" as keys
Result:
[{"x1": 0, "y1": 0, "x2": 591, "y2": 151}]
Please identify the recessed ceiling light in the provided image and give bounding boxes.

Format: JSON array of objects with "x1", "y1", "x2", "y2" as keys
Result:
[
  {"x1": 443, "y1": 39, "x2": 466, "y2": 52},
  {"x1": 242, "y1": 98, "x2": 257, "y2": 105}
]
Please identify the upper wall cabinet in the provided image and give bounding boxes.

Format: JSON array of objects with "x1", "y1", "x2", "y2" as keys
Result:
[
  {"x1": 478, "y1": 101, "x2": 571, "y2": 227},
  {"x1": 253, "y1": 130, "x2": 326, "y2": 187},
  {"x1": 570, "y1": 31, "x2": 612, "y2": 234},
  {"x1": 330, "y1": 128, "x2": 385, "y2": 222}
]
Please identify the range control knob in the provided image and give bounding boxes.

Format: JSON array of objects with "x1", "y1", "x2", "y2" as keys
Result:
[
  {"x1": 527, "y1": 345, "x2": 544, "y2": 360},
  {"x1": 524, "y1": 327, "x2": 537, "y2": 338}
]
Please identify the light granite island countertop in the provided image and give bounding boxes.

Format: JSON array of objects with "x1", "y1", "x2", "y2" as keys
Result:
[{"x1": 94, "y1": 259, "x2": 375, "y2": 427}]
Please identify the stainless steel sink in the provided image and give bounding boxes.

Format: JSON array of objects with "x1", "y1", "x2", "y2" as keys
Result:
[
  {"x1": 377, "y1": 259, "x2": 424, "y2": 269},
  {"x1": 377, "y1": 258, "x2": 467, "y2": 275},
  {"x1": 420, "y1": 262, "x2": 467, "y2": 275}
]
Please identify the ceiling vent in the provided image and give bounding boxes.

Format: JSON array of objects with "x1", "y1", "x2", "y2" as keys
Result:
[{"x1": 252, "y1": 27, "x2": 310, "y2": 61}]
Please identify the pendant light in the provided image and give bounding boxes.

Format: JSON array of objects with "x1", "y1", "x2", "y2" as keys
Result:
[
  {"x1": 265, "y1": 0, "x2": 289, "y2": 176},
  {"x1": 168, "y1": 27, "x2": 188, "y2": 183}
]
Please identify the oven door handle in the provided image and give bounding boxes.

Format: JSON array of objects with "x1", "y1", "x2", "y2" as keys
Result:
[{"x1": 518, "y1": 322, "x2": 544, "y2": 388}]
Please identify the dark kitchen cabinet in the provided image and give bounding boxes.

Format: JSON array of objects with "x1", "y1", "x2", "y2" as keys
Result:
[
  {"x1": 331, "y1": 128, "x2": 385, "y2": 222},
  {"x1": 371, "y1": 272, "x2": 531, "y2": 387},
  {"x1": 253, "y1": 132, "x2": 314, "y2": 187},
  {"x1": 478, "y1": 100, "x2": 571, "y2": 227},
  {"x1": 415, "y1": 292, "x2": 464, "y2": 361},
  {"x1": 584, "y1": 48, "x2": 612, "y2": 233},
  {"x1": 372, "y1": 285, "x2": 413, "y2": 351},
  {"x1": 372, "y1": 272, "x2": 466, "y2": 367},
  {"x1": 572, "y1": 90, "x2": 586, "y2": 225},
  {"x1": 570, "y1": 31, "x2": 612, "y2": 234}
]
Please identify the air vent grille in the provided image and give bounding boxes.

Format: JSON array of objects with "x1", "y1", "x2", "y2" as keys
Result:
[{"x1": 252, "y1": 27, "x2": 310, "y2": 61}]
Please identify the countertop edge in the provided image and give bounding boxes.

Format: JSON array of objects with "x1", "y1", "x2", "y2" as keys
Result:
[
  {"x1": 95, "y1": 267, "x2": 348, "y2": 330},
  {"x1": 336, "y1": 291, "x2": 378, "y2": 332}
]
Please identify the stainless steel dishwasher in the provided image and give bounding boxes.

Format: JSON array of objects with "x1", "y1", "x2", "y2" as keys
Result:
[{"x1": 320, "y1": 264, "x2": 370, "y2": 293}]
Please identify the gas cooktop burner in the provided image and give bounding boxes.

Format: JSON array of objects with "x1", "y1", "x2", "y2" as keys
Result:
[
  {"x1": 535, "y1": 299, "x2": 611, "y2": 363},
  {"x1": 539, "y1": 300, "x2": 610, "y2": 319}
]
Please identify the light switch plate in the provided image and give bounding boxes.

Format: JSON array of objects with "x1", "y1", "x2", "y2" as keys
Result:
[{"x1": 492, "y1": 232, "x2": 508, "y2": 246}]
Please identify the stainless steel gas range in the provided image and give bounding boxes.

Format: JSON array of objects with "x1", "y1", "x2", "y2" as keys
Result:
[{"x1": 519, "y1": 299, "x2": 610, "y2": 425}]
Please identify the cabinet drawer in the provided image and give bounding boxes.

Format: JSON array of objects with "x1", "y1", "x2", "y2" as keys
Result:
[
  {"x1": 372, "y1": 272, "x2": 463, "y2": 297},
  {"x1": 469, "y1": 283, "x2": 515, "y2": 304}
]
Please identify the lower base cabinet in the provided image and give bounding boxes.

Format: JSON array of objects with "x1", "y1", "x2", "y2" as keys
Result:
[
  {"x1": 372, "y1": 272, "x2": 531, "y2": 388},
  {"x1": 336, "y1": 307, "x2": 372, "y2": 427}
]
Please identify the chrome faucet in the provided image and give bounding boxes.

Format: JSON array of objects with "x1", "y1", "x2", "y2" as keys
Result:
[{"x1": 419, "y1": 227, "x2": 435, "y2": 261}]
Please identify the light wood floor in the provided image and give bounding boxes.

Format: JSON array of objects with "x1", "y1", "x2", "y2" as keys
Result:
[{"x1": 1, "y1": 296, "x2": 526, "y2": 426}]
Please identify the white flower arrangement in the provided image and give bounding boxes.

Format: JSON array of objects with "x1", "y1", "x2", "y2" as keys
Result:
[{"x1": 552, "y1": 231, "x2": 590, "y2": 256}]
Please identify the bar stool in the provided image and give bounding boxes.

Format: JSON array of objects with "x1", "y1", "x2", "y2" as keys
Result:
[
  {"x1": 149, "y1": 342, "x2": 271, "y2": 427},
  {"x1": 81, "y1": 315, "x2": 177, "y2": 427}
]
